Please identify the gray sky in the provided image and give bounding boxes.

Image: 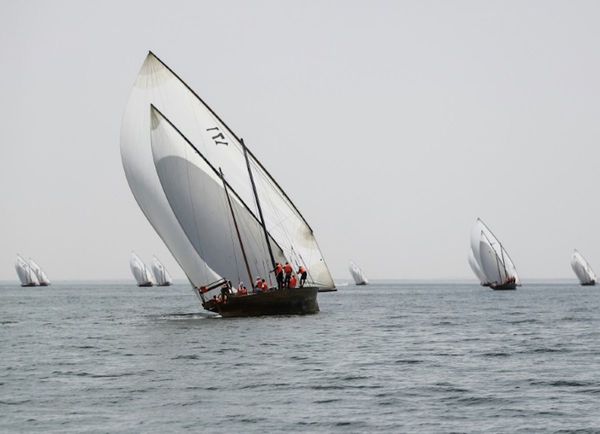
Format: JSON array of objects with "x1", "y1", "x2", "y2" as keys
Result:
[{"x1": 1, "y1": 0, "x2": 600, "y2": 281}]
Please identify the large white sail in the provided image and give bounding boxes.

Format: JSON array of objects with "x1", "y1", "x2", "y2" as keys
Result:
[
  {"x1": 130, "y1": 252, "x2": 155, "y2": 286},
  {"x1": 571, "y1": 250, "x2": 596, "y2": 285},
  {"x1": 152, "y1": 256, "x2": 173, "y2": 286},
  {"x1": 468, "y1": 250, "x2": 488, "y2": 285},
  {"x1": 150, "y1": 108, "x2": 287, "y2": 286},
  {"x1": 469, "y1": 218, "x2": 520, "y2": 287},
  {"x1": 348, "y1": 261, "x2": 368, "y2": 285},
  {"x1": 120, "y1": 52, "x2": 334, "y2": 290},
  {"x1": 15, "y1": 255, "x2": 39, "y2": 286},
  {"x1": 28, "y1": 258, "x2": 50, "y2": 286}
]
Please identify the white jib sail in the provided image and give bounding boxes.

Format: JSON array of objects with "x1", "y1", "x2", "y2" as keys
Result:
[
  {"x1": 130, "y1": 252, "x2": 154, "y2": 286},
  {"x1": 15, "y1": 255, "x2": 39, "y2": 286},
  {"x1": 349, "y1": 261, "x2": 368, "y2": 285},
  {"x1": 150, "y1": 107, "x2": 287, "y2": 286},
  {"x1": 571, "y1": 250, "x2": 596, "y2": 285},
  {"x1": 152, "y1": 256, "x2": 173, "y2": 286},
  {"x1": 470, "y1": 218, "x2": 520, "y2": 286},
  {"x1": 121, "y1": 52, "x2": 334, "y2": 289},
  {"x1": 28, "y1": 258, "x2": 50, "y2": 285},
  {"x1": 468, "y1": 250, "x2": 487, "y2": 285}
]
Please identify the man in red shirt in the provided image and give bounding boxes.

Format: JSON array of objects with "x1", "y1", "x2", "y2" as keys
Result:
[{"x1": 283, "y1": 262, "x2": 293, "y2": 288}]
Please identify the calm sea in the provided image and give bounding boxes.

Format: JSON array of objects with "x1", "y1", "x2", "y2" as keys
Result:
[{"x1": 1, "y1": 282, "x2": 599, "y2": 433}]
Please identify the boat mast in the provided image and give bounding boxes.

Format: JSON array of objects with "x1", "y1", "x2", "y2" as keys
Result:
[
  {"x1": 220, "y1": 167, "x2": 254, "y2": 288},
  {"x1": 148, "y1": 51, "x2": 314, "y2": 232},
  {"x1": 241, "y1": 138, "x2": 276, "y2": 270}
]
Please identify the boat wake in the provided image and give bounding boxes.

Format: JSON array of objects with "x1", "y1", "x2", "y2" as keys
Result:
[{"x1": 150, "y1": 312, "x2": 215, "y2": 321}]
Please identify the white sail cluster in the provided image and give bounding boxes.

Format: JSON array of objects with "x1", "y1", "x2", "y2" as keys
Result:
[
  {"x1": 469, "y1": 218, "x2": 520, "y2": 288},
  {"x1": 151, "y1": 256, "x2": 173, "y2": 286},
  {"x1": 349, "y1": 261, "x2": 368, "y2": 285},
  {"x1": 571, "y1": 250, "x2": 596, "y2": 286},
  {"x1": 121, "y1": 52, "x2": 334, "y2": 291},
  {"x1": 15, "y1": 255, "x2": 50, "y2": 287},
  {"x1": 130, "y1": 252, "x2": 155, "y2": 287}
]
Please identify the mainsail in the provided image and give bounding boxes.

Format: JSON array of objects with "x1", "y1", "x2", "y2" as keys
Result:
[
  {"x1": 130, "y1": 252, "x2": 155, "y2": 286},
  {"x1": 15, "y1": 254, "x2": 39, "y2": 287},
  {"x1": 152, "y1": 256, "x2": 173, "y2": 286},
  {"x1": 469, "y1": 218, "x2": 520, "y2": 287},
  {"x1": 468, "y1": 250, "x2": 488, "y2": 285},
  {"x1": 571, "y1": 250, "x2": 596, "y2": 285},
  {"x1": 150, "y1": 107, "x2": 287, "y2": 286},
  {"x1": 121, "y1": 52, "x2": 334, "y2": 290},
  {"x1": 28, "y1": 258, "x2": 50, "y2": 286},
  {"x1": 349, "y1": 261, "x2": 368, "y2": 285}
]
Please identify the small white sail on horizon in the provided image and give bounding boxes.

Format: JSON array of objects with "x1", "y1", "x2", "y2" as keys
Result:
[
  {"x1": 130, "y1": 252, "x2": 155, "y2": 287},
  {"x1": 28, "y1": 258, "x2": 50, "y2": 286},
  {"x1": 349, "y1": 262, "x2": 368, "y2": 285},
  {"x1": 571, "y1": 250, "x2": 596, "y2": 286},
  {"x1": 15, "y1": 254, "x2": 39, "y2": 287},
  {"x1": 152, "y1": 256, "x2": 173, "y2": 286},
  {"x1": 469, "y1": 218, "x2": 520, "y2": 289}
]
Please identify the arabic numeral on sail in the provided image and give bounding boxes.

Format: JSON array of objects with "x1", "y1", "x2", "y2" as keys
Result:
[{"x1": 206, "y1": 127, "x2": 228, "y2": 146}]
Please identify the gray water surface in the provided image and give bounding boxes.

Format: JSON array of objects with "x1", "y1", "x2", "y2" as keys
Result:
[{"x1": 1, "y1": 282, "x2": 599, "y2": 433}]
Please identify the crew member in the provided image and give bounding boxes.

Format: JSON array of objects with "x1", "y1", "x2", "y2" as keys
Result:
[
  {"x1": 220, "y1": 281, "x2": 230, "y2": 302},
  {"x1": 274, "y1": 262, "x2": 284, "y2": 289},
  {"x1": 261, "y1": 279, "x2": 269, "y2": 291},
  {"x1": 255, "y1": 276, "x2": 262, "y2": 292},
  {"x1": 298, "y1": 265, "x2": 307, "y2": 288},
  {"x1": 283, "y1": 261, "x2": 293, "y2": 288},
  {"x1": 289, "y1": 274, "x2": 298, "y2": 288}
]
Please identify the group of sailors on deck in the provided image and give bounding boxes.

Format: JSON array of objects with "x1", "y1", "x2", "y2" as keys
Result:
[
  {"x1": 203, "y1": 262, "x2": 309, "y2": 305},
  {"x1": 273, "y1": 261, "x2": 307, "y2": 289}
]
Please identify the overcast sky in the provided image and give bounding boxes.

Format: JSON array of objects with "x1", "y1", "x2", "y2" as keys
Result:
[{"x1": 1, "y1": 0, "x2": 599, "y2": 282}]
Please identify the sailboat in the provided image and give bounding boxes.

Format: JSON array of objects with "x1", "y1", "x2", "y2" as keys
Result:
[
  {"x1": 120, "y1": 52, "x2": 334, "y2": 316},
  {"x1": 151, "y1": 256, "x2": 173, "y2": 286},
  {"x1": 130, "y1": 252, "x2": 155, "y2": 287},
  {"x1": 349, "y1": 261, "x2": 368, "y2": 285},
  {"x1": 469, "y1": 218, "x2": 520, "y2": 290},
  {"x1": 571, "y1": 250, "x2": 596, "y2": 286},
  {"x1": 28, "y1": 258, "x2": 51, "y2": 286},
  {"x1": 15, "y1": 254, "x2": 39, "y2": 287}
]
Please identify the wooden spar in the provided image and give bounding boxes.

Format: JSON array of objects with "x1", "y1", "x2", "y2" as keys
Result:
[
  {"x1": 219, "y1": 168, "x2": 254, "y2": 289},
  {"x1": 241, "y1": 138, "x2": 276, "y2": 271}
]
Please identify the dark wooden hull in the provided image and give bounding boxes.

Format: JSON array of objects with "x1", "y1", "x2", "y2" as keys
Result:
[
  {"x1": 21, "y1": 283, "x2": 37, "y2": 287},
  {"x1": 318, "y1": 287, "x2": 338, "y2": 292},
  {"x1": 137, "y1": 282, "x2": 153, "y2": 287},
  {"x1": 204, "y1": 287, "x2": 319, "y2": 317},
  {"x1": 581, "y1": 281, "x2": 596, "y2": 286},
  {"x1": 156, "y1": 283, "x2": 172, "y2": 287},
  {"x1": 491, "y1": 282, "x2": 517, "y2": 290}
]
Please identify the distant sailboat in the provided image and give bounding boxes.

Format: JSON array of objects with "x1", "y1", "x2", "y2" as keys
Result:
[
  {"x1": 130, "y1": 252, "x2": 154, "y2": 287},
  {"x1": 120, "y1": 52, "x2": 335, "y2": 316},
  {"x1": 349, "y1": 262, "x2": 368, "y2": 285},
  {"x1": 571, "y1": 250, "x2": 596, "y2": 286},
  {"x1": 15, "y1": 254, "x2": 39, "y2": 287},
  {"x1": 28, "y1": 258, "x2": 50, "y2": 286},
  {"x1": 152, "y1": 256, "x2": 173, "y2": 286},
  {"x1": 469, "y1": 218, "x2": 520, "y2": 290}
]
